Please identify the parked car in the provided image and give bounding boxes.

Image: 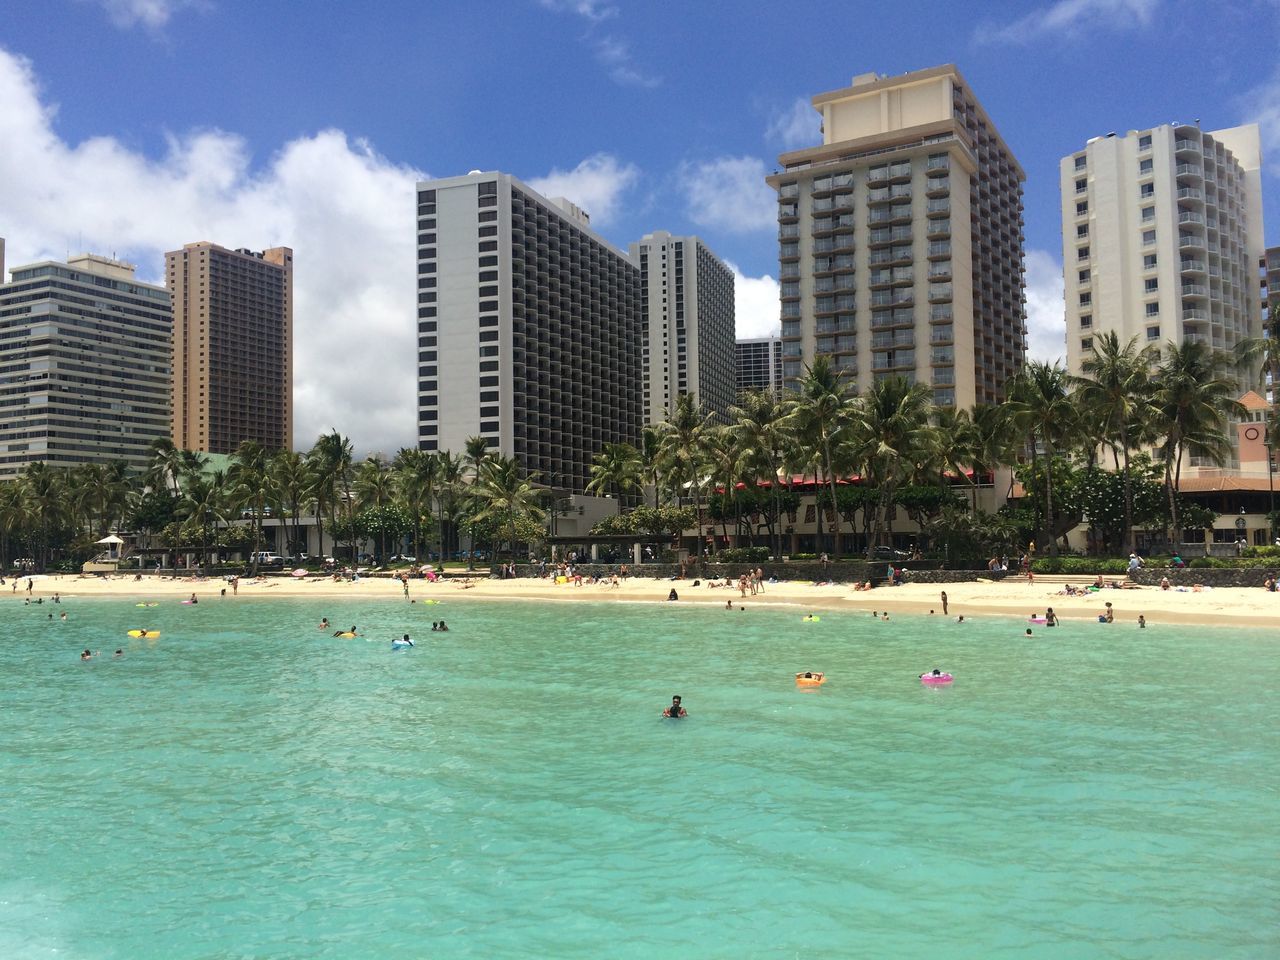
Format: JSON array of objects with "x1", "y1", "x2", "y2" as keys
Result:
[
  {"x1": 388, "y1": 554, "x2": 417, "y2": 564},
  {"x1": 249, "y1": 551, "x2": 286, "y2": 569}
]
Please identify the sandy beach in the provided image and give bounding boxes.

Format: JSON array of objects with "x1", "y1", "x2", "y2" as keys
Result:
[{"x1": 7, "y1": 568, "x2": 1276, "y2": 629}]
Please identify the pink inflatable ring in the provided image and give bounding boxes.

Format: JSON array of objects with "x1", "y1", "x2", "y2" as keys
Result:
[{"x1": 919, "y1": 672, "x2": 953, "y2": 684}]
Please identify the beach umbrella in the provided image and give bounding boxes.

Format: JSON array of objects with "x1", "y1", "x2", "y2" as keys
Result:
[{"x1": 291, "y1": 568, "x2": 307, "y2": 578}]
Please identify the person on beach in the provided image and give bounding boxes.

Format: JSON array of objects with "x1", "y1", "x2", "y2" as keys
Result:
[
  {"x1": 1100, "y1": 602, "x2": 1114, "y2": 624},
  {"x1": 940, "y1": 590, "x2": 948, "y2": 615},
  {"x1": 1045, "y1": 608, "x2": 1058, "y2": 627},
  {"x1": 663, "y1": 695, "x2": 687, "y2": 718},
  {"x1": 1160, "y1": 576, "x2": 1171, "y2": 590},
  {"x1": 725, "y1": 599, "x2": 733, "y2": 610},
  {"x1": 667, "y1": 589, "x2": 679, "y2": 601}
]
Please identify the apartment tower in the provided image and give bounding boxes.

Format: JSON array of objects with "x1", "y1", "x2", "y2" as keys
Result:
[
  {"x1": 415, "y1": 172, "x2": 643, "y2": 493},
  {"x1": 166, "y1": 242, "x2": 293, "y2": 453},
  {"x1": 1060, "y1": 123, "x2": 1262, "y2": 386},
  {"x1": 628, "y1": 231, "x2": 736, "y2": 423},
  {"x1": 735, "y1": 336, "x2": 785, "y2": 396},
  {"x1": 766, "y1": 65, "x2": 1026, "y2": 407},
  {"x1": 0, "y1": 253, "x2": 172, "y2": 480}
]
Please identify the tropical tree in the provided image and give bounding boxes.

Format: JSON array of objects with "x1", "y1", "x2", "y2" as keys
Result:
[
  {"x1": 851, "y1": 375, "x2": 936, "y2": 558},
  {"x1": 792, "y1": 356, "x2": 857, "y2": 556},
  {"x1": 1077, "y1": 332, "x2": 1156, "y2": 554},
  {"x1": 586, "y1": 442, "x2": 643, "y2": 501},
  {"x1": 312, "y1": 430, "x2": 354, "y2": 559},
  {"x1": 467, "y1": 455, "x2": 547, "y2": 562},
  {"x1": 656, "y1": 393, "x2": 715, "y2": 565},
  {"x1": 354, "y1": 456, "x2": 395, "y2": 560},
  {"x1": 1008, "y1": 361, "x2": 1079, "y2": 558},
  {"x1": 1153, "y1": 340, "x2": 1245, "y2": 537},
  {"x1": 228, "y1": 440, "x2": 273, "y2": 570},
  {"x1": 729, "y1": 389, "x2": 796, "y2": 559},
  {"x1": 271, "y1": 450, "x2": 315, "y2": 559}
]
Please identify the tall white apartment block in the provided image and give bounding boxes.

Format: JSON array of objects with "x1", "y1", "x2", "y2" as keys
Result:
[
  {"x1": 628, "y1": 231, "x2": 736, "y2": 423},
  {"x1": 0, "y1": 253, "x2": 172, "y2": 480},
  {"x1": 736, "y1": 336, "x2": 784, "y2": 396},
  {"x1": 766, "y1": 65, "x2": 1026, "y2": 408},
  {"x1": 1061, "y1": 123, "x2": 1263, "y2": 382},
  {"x1": 415, "y1": 172, "x2": 643, "y2": 493}
]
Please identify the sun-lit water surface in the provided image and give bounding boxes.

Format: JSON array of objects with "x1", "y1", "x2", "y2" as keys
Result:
[{"x1": 1, "y1": 595, "x2": 1277, "y2": 959}]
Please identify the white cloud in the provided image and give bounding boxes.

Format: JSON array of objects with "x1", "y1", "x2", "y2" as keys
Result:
[
  {"x1": 678, "y1": 156, "x2": 776, "y2": 234},
  {"x1": 525, "y1": 153, "x2": 640, "y2": 227},
  {"x1": 1023, "y1": 249, "x2": 1067, "y2": 364},
  {"x1": 591, "y1": 35, "x2": 661, "y2": 88},
  {"x1": 0, "y1": 47, "x2": 425, "y2": 457},
  {"x1": 977, "y1": 0, "x2": 1160, "y2": 44},
  {"x1": 535, "y1": 0, "x2": 617, "y2": 22},
  {"x1": 766, "y1": 97, "x2": 820, "y2": 150},
  {"x1": 1240, "y1": 68, "x2": 1280, "y2": 175},
  {"x1": 96, "y1": 0, "x2": 199, "y2": 29},
  {"x1": 726, "y1": 264, "x2": 780, "y2": 340}
]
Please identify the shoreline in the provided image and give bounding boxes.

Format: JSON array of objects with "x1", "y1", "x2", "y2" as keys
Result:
[{"x1": 7, "y1": 571, "x2": 1277, "y2": 629}]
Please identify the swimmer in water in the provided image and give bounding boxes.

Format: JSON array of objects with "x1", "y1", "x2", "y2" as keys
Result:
[
  {"x1": 663, "y1": 695, "x2": 687, "y2": 718},
  {"x1": 919, "y1": 668, "x2": 943, "y2": 678},
  {"x1": 189, "y1": 593, "x2": 198, "y2": 604},
  {"x1": 1138, "y1": 615, "x2": 1146, "y2": 629},
  {"x1": 81, "y1": 649, "x2": 93, "y2": 661},
  {"x1": 437, "y1": 620, "x2": 449, "y2": 631},
  {"x1": 398, "y1": 634, "x2": 414, "y2": 647},
  {"x1": 319, "y1": 618, "x2": 330, "y2": 630},
  {"x1": 1025, "y1": 627, "x2": 1033, "y2": 637},
  {"x1": 113, "y1": 649, "x2": 124, "y2": 658},
  {"x1": 956, "y1": 615, "x2": 966, "y2": 623}
]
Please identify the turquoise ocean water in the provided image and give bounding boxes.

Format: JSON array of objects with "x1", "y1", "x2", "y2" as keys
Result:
[{"x1": 1, "y1": 595, "x2": 1277, "y2": 959}]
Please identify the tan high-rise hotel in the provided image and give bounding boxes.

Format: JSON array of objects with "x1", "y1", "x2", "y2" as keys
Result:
[
  {"x1": 767, "y1": 65, "x2": 1026, "y2": 407},
  {"x1": 166, "y1": 242, "x2": 293, "y2": 453}
]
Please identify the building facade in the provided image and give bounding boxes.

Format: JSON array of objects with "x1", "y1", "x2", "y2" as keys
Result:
[
  {"x1": 1060, "y1": 123, "x2": 1263, "y2": 386},
  {"x1": 735, "y1": 336, "x2": 784, "y2": 396},
  {"x1": 628, "y1": 231, "x2": 736, "y2": 423},
  {"x1": 766, "y1": 65, "x2": 1026, "y2": 408},
  {"x1": 416, "y1": 172, "x2": 644, "y2": 493},
  {"x1": 0, "y1": 254, "x2": 172, "y2": 480},
  {"x1": 165, "y1": 242, "x2": 293, "y2": 454}
]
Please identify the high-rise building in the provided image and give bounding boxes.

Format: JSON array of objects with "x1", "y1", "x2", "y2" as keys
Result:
[
  {"x1": 628, "y1": 231, "x2": 736, "y2": 423},
  {"x1": 416, "y1": 172, "x2": 643, "y2": 493},
  {"x1": 765, "y1": 65, "x2": 1026, "y2": 408},
  {"x1": 736, "y1": 336, "x2": 784, "y2": 396},
  {"x1": 165, "y1": 242, "x2": 293, "y2": 454},
  {"x1": 0, "y1": 253, "x2": 172, "y2": 480},
  {"x1": 1060, "y1": 123, "x2": 1262, "y2": 385},
  {"x1": 1261, "y1": 245, "x2": 1280, "y2": 316}
]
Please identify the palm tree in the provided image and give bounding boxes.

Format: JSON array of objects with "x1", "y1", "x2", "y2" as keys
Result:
[
  {"x1": 792, "y1": 356, "x2": 856, "y2": 556},
  {"x1": 312, "y1": 430, "x2": 354, "y2": 559},
  {"x1": 468, "y1": 455, "x2": 547, "y2": 562},
  {"x1": 271, "y1": 450, "x2": 315, "y2": 560},
  {"x1": 461, "y1": 436, "x2": 493, "y2": 569},
  {"x1": 228, "y1": 440, "x2": 273, "y2": 570},
  {"x1": 852, "y1": 375, "x2": 937, "y2": 558},
  {"x1": 729, "y1": 389, "x2": 796, "y2": 559},
  {"x1": 656, "y1": 393, "x2": 715, "y2": 565},
  {"x1": 1008, "y1": 361, "x2": 1079, "y2": 558},
  {"x1": 146, "y1": 438, "x2": 186, "y2": 496},
  {"x1": 586, "y1": 442, "x2": 642, "y2": 501},
  {"x1": 932, "y1": 406, "x2": 979, "y2": 510},
  {"x1": 354, "y1": 456, "x2": 395, "y2": 561},
  {"x1": 393, "y1": 448, "x2": 440, "y2": 562},
  {"x1": 1154, "y1": 340, "x2": 1246, "y2": 537},
  {"x1": 639, "y1": 425, "x2": 664, "y2": 509},
  {"x1": 436, "y1": 451, "x2": 467, "y2": 562},
  {"x1": 177, "y1": 469, "x2": 230, "y2": 568},
  {"x1": 18, "y1": 462, "x2": 65, "y2": 570},
  {"x1": 1235, "y1": 302, "x2": 1280, "y2": 402},
  {"x1": 1077, "y1": 332, "x2": 1156, "y2": 554}
]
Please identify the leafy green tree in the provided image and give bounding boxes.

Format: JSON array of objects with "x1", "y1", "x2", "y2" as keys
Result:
[
  {"x1": 656, "y1": 393, "x2": 715, "y2": 564},
  {"x1": 792, "y1": 356, "x2": 856, "y2": 556},
  {"x1": 1008, "y1": 361, "x2": 1078, "y2": 557}
]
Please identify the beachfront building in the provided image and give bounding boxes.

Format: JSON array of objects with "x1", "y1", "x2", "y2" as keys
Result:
[
  {"x1": 165, "y1": 242, "x2": 293, "y2": 454},
  {"x1": 1060, "y1": 123, "x2": 1263, "y2": 390},
  {"x1": 0, "y1": 253, "x2": 172, "y2": 480},
  {"x1": 628, "y1": 231, "x2": 736, "y2": 423},
  {"x1": 766, "y1": 64, "x2": 1027, "y2": 408},
  {"x1": 416, "y1": 171, "x2": 644, "y2": 494},
  {"x1": 736, "y1": 336, "x2": 785, "y2": 396}
]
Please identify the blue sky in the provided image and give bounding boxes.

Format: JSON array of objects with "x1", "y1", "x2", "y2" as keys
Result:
[{"x1": 1, "y1": 0, "x2": 1277, "y2": 452}]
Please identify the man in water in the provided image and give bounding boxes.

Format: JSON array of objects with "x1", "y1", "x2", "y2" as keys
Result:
[
  {"x1": 114, "y1": 649, "x2": 124, "y2": 658},
  {"x1": 319, "y1": 618, "x2": 330, "y2": 630},
  {"x1": 397, "y1": 634, "x2": 414, "y2": 647},
  {"x1": 663, "y1": 695, "x2": 687, "y2": 718}
]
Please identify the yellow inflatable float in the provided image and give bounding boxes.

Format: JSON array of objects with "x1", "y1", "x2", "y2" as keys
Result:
[{"x1": 795, "y1": 672, "x2": 826, "y2": 686}]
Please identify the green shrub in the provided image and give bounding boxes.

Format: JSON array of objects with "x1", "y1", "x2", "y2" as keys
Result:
[
  {"x1": 789, "y1": 553, "x2": 816, "y2": 561},
  {"x1": 1243, "y1": 545, "x2": 1280, "y2": 559},
  {"x1": 1031, "y1": 556, "x2": 1128, "y2": 574},
  {"x1": 716, "y1": 546, "x2": 772, "y2": 563}
]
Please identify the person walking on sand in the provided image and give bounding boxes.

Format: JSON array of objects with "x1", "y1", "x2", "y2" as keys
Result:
[{"x1": 940, "y1": 590, "x2": 948, "y2": 616}]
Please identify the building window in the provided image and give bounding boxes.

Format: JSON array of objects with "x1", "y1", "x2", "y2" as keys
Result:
[
  {"x1": 1079, "y1": 314, "x2": 1092, "y2": 327},
  {"x1": 1077, "y1": 245, "x2": 1090, "y2": 260},
  {"x1": 1145, "y1": 302, "x2": 1160, "y2": 316},
  {"x1": 1147, "y1": 326, "x2": 1161, "y2": 340},
  {"x1": 1074, "y1": 154, "x2": 1087, "y2": 170},
  {"x1": 1143, "y1": 253, "x2": 1158, "y2": 269},
  {"x1": 1079, "y1": 292, "x2": 1092, "y2": 306},
  {"x1": 1139, "y1": 158, "x2": 1154, "y2": 174},
  {"x1": 1076, "y1": 201, "x2": 1088, "y2": 216},
  {"x1": 1138, "y1": 134, "x2": 1152, "y2": 150},
  {"x1": 1077, "y1": 224, "x2": 1089, "y2": 238},
  {"x1": 1141, "y1": 205, "x2": 1155, "y2": 222},
  {"x1": 1142, "y1": 229, "x2": 1156, "y2": 246},
  {"x1": 1078, "y1": 269, "x2": 1090, "y2": 283},
  {"x1": 1145, "y1": 278, "x2": 1159, "y2": 293},
  {"x1": 1075, "y1": 178, "x2": 1087, "y2": 193},
  {"x1": 1081, "y1": 337, "x2": 1093, "y2": 351},
  {"x1": 1140, "y1": 183, "x2": 1155, "y2": 198}
]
